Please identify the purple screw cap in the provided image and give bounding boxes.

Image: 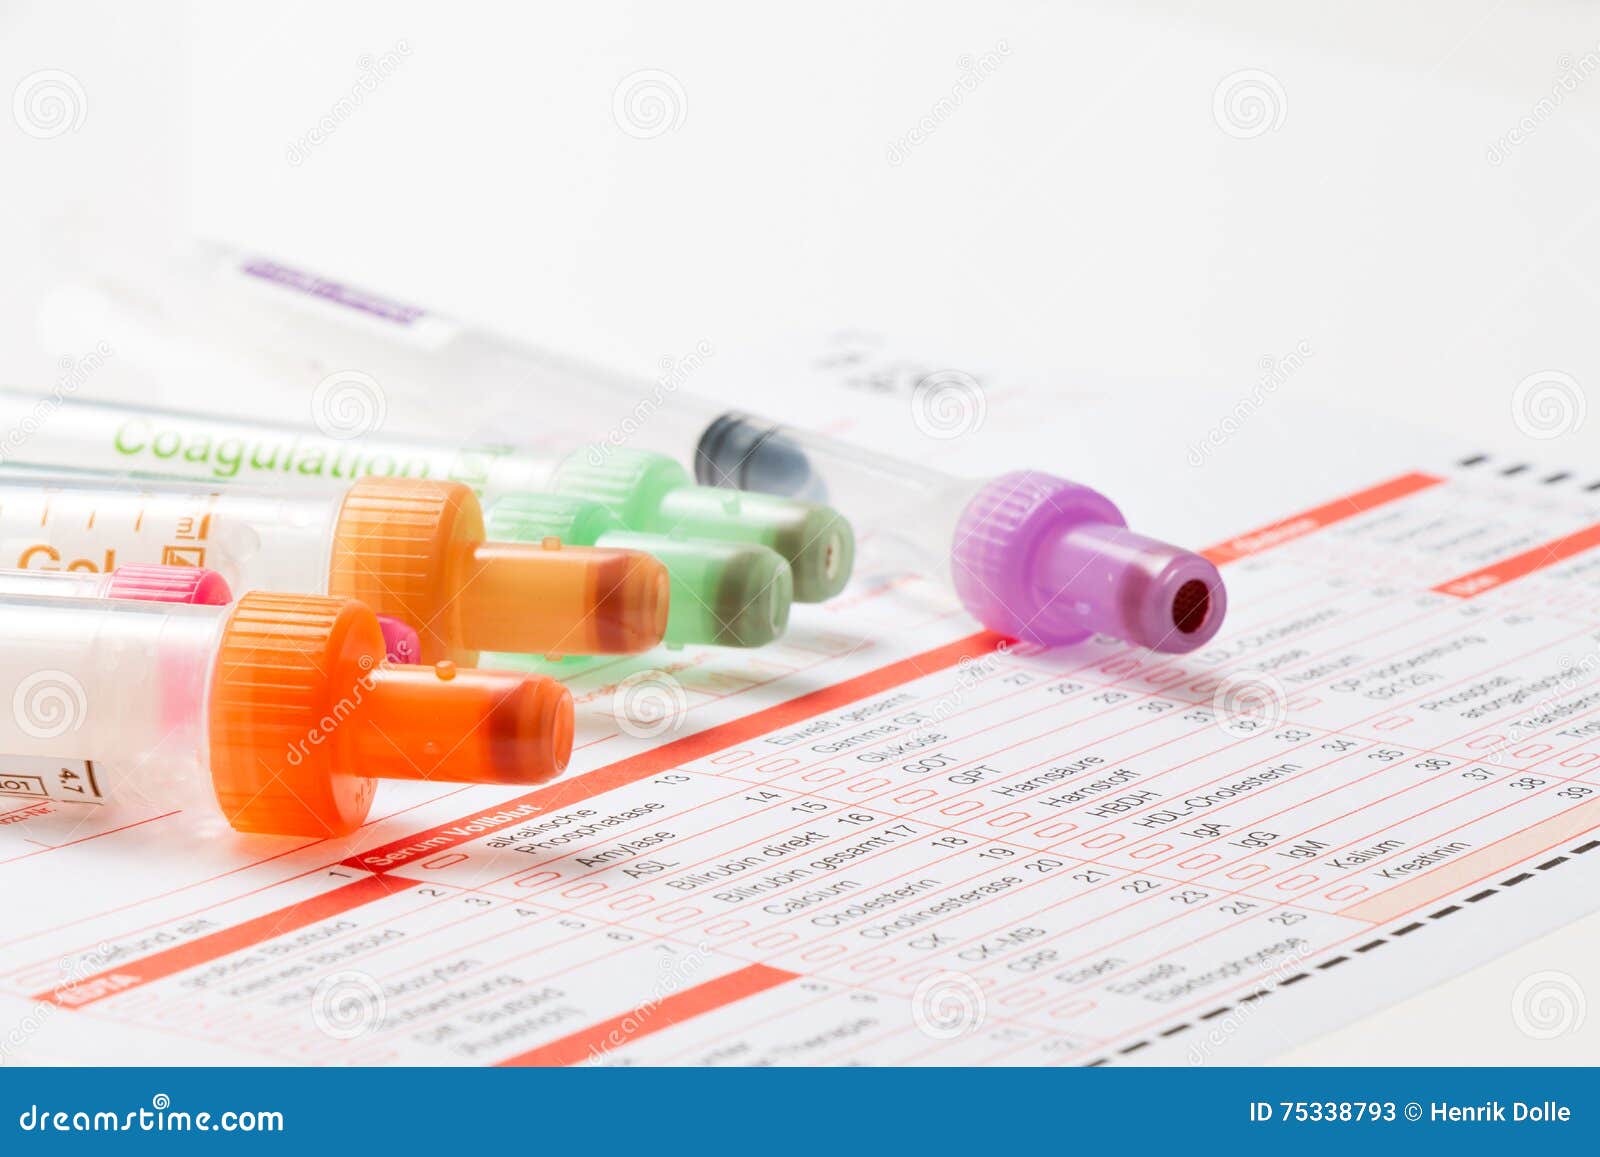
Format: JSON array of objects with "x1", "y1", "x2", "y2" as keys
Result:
[{"x1": 951, "y1": 472, "x2": 1226, "y2": 652}]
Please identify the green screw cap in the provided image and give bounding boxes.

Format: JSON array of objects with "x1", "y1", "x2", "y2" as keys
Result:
[
  {"x1": 551, "y1": 448, "x2": 854, "y2": 602},
  {"x1": 605, "y1": 530, "x2": 791, "y2": 648},
  {"x1": 487, "y1": 491, "x2": 794, "y2": 648},
  {"x1": 485, "y1": 491, "x2": 624, "y2": 545}
]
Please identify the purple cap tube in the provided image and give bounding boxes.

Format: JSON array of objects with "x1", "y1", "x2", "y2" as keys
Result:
[{"x1": 951, "y1": 472, "x2": 1224, "y2": 652}]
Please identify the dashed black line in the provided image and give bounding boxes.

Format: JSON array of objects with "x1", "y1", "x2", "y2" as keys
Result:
[{"x1": 1080, "y1": 837, "x2": 1598, "y2": 1066}]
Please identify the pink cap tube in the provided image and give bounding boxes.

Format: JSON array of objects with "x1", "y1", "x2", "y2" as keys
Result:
[
  {"x1": 951, "y1": 472, "x2": 1225, "y2": 653},
  {"x1": 102, "y1": 564, "x2": 233, "y2": 605},
  {"x1": 98, "y1": 566, "x2": 420, "y2": 663},
  {"x1": 377, "y1": 614, "x2": 422, "y2": 665}
]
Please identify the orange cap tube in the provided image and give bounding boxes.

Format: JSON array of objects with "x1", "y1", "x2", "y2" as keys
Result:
[
  {"x1": 352, "y1": 659, "x2": 574, "y2": 786},
  {"x1": 207, "y1": 591, "x2": 574, "y2": 836},
  {"x1": 328, "y1": 478, "x2": 669, "y2": 665}
]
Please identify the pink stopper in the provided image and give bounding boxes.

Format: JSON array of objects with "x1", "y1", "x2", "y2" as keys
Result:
[
  {"x1": 102, "y1": 564, "x2": 233, "y2": 606},
  {"x1": 378, "y1": 615, "x2": 421, "y2": 665}
]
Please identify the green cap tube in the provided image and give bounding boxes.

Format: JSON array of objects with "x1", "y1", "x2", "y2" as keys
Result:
[
  {"x1": 549, "y1": 449, "x2": 853, "y2": 602},
  {"x1": 486, "y1": 492, "x2": 793, "y2": 648}
]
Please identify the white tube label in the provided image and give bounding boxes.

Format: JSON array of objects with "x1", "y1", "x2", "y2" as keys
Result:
[{"x1": 0, "y1": 756, "x2": 104, "y2": 806}]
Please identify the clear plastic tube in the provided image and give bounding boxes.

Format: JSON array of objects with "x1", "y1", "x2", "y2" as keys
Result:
[
  {"x1": 0, "y1": 590, "x2": 575, "y2": 836},
  {"x1": 24, "y1": 277, "x2": 855, "y2": 604},
  {"x1": 0, "y1": 560, "x2": 421, "y2": 662},
  {"x1": 0, "y1": 390, "x2": 806, "y2": 638},
  {"x1": 32, "y1": 245, "x2": 1223, "y2": 651},
  {"x1": 0, "y1": 465, "x2": 669, "y2": 663},
  {"x1": 0, "y1": 562, "x2": 232, "y2": 604}
]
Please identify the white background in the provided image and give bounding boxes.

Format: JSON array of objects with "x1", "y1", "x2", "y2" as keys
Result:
[{"x1": 2, "y1": 0, "x2": 1599, "y2": 1064}]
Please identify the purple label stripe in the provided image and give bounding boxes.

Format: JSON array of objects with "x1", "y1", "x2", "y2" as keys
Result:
[{"x1": 240, "y1": 259, "x2": 428, "y2": 327}]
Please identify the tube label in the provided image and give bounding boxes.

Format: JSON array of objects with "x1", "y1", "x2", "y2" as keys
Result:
[
  {"x1": 234, "y1": 257, "x2": 462, "y2": 350},
  {"x1": 0, "y1": 395, "x2": 556, "y2": 502},
  {"x1": 0, "y1": 757, "x2": 104, "y2": 807}
]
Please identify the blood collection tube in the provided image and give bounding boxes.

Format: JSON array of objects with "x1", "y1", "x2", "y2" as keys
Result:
[
  {"x1": 484, "y1": 493, "x2": 790, "y2": 648},
  {"x1": 0, "y1": 589, "x2": 574, "y2": 836},
  {"x1": 0, "y1": 393, "x2": 797, "y2": 646},
  {"x1": 0, "y1": 562, "x2": 233, "y2": 605},
  {"x1": 21, "y1": 254, "x2": 851, "y2": 601},
  {"x1": 0, "y1": 467, "x2": 669, "y2": 664},
  {"x1": 30, "y1": 245, "x2": 1220, "y2": 649},
  {"x1": 455, "y1": 406, "x2": 1225, "y2": 651},
  {"x1": 0, "y1": 561, "x2": 423, "y2": 662}
]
